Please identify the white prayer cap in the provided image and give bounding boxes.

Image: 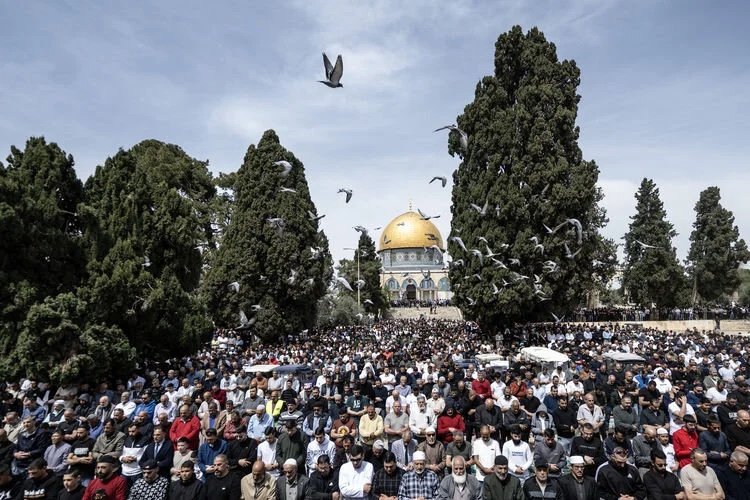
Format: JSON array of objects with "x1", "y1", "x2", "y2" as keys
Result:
[
  {"x1": 569, "y1": 456, "x2": 585, "y2": 465},
  {"x1": 413, "y1": 451, "x2": 426, "y2": 461},
  {"x1": 283, "y1": 459, "x2": 298, "y2": 468}
]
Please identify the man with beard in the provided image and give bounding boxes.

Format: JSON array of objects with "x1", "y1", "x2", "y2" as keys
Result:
[
  {"x1": 127, "y1": 459, "x2": 169, "y2": 499},
  {"x1": 642, "y1": 449, "x2": 684, "y2": 500},
  {"x1": 595, "y1": 446, "x2": 645, "y2": 500},
  {"x1": 570, "y1": 423, "x2": 605, "y2": 478},
  {"x1": 20, "y1": 458, "x2": 62, "y2": 499},
  {"x1": 481, "y1": 456, "x2": 523, "y2": 500},
  {"x1": 240, "y1": 461, "x2": 275, "y2": 500},
  {"x1": 397, "y1": 451, "x2": 439, "y2": 500},
  {"x1": 436, "y1": 407, "x2": 464, "y2": 445},
  {"x1": 475, "y1": 399, "x2": 502, "y2": 442},
  {"x1": 551, "y1": 396, "x2": 577, "y2": 456},
  {"x1": 532, "y1": 429, "x2": 566, "y2": 479},
  {"x1": 277, "y1": 418, "x2": 308, "y2": 472},
  {"x1": 83, "y1": 455, "x2": 128, "y2": 500},
  {"x1": 276, "y1": 458, "x2": 310, "y2": 500},
  {"x1": 436, "y1": 456, "x2": 481, "y2": 500},
  {"x1": 167, "y1": 460, "x2": 203, "y2": 500},
  {"x1": 364, "y1": 440, "x2": 386, "y2": 473},
  {"x1": 699, "y1": 416, "x2": 731, "y2": 468},
  {"x1": 67, "y1": 424, "x2": 97, "y2": 483},
  {"x1": 500, "y1": 425, "x2": 532, "y2": 484},
  {"x1": 308, "y1": 454, "x2": 339, "y2": 500},
  {"x1": 679, "y1": 448, "x2": 724, "y2": 500},
  {"x1": 202, "y1": 454, "x2": 240, "y2": 500},
  {"x1": 557, "y1": 456, "x2": 598, "y2": 500},
  {"x1": 13, "y1": 417, "x2": 50, "y2": 476},
  {"x1": 227, "y1": 424, "x2": 256, "y2": 478},
  {"x1": 372, "y1": 452, "x2": 402, "y2": 500},
  {"x1": 417, "y1": 428, "x2": 445, "y2": 478}
]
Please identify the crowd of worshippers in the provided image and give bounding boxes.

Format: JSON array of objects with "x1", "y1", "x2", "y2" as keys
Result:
[{"x1": 2, "y1": 319, "x2": 750, "y2": 499}]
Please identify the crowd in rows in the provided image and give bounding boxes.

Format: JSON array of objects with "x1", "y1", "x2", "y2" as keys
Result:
[{"x1": 2, "y1": 318, "x2": 750, "y2": 499}]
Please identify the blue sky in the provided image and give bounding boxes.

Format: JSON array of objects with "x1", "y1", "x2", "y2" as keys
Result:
[{"x1": 1, "y1": 1, "x2": 748, "y2": 268}]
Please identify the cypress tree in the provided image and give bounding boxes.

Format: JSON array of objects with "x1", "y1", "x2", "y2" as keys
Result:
[
  {"x1": 447, "y1": 26, "x2": 615, "y2": 332},
  {"x1": 203, "y1": 130, "x2": 332, "y2": 341},
  {"x1": 622, "y1": 178, "x2": 687, "y2": 309},
  {"x1": 686, "y1": 186, "x2": 750, "y2": 304},
  {"x1": 337, "y1": 232, "x2": 389, "y2": 315}
]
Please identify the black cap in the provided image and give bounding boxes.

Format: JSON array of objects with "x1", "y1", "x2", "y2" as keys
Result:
[
  {"x1": 494, "y1": 455, "x2": 508, "y2": 466},
  {"x1": 534, "y1": 459, "x2": 549, "y2": 469},
  {"x1": 141, "y1": 459, "x2": 158, "y2": 471},
  {"x1": 97, "y1": 455, "x2": 118, "y2": 465}
]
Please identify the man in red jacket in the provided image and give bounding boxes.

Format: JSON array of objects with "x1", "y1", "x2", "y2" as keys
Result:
[
  {"x1": 170, "y1": 404, "x2": 201, "y2": 450},
  {"x1": 82, "y1": 455, "x2": 127, "y2": 500},
  {"x1": 437, "y1": 406, "x2": 465, "y2": 444},
  {"x1": 471, "y1": 371, "x2": 492, "y2": 400},
  {"x1": 673, "y1": 414, "x2": 699, "y2": 469}
]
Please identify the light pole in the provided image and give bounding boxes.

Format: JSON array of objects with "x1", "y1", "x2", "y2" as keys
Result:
[{"x1": 344, "y1": 247, "x2": 361, "y2": 311}]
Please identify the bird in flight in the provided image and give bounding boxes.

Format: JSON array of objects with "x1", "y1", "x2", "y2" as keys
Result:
[
  {"x1": 470, "y1": 200, "x2": 489, "y2": 216},
  {"x1": 353, "y1": 225, "x2": 368, "y2": 234},
  {"x1": 434, "y1": 125, "x2": 469, "y2": 150},
  {"x1": 417, "y1": 209, "x2": 440, "y2": 220},
  {"x1": 635, "y1": 239, "x2": 658, "y2": 249},
  {"x1": 279, "y1": 187, "x2": 297, "y2": 194},
  {"x1": 449, "y1": 236, "x2": 467, "y2": 252},
  {"x1": 274, "y1": 160, "x2": 293, "y2": 176},
  {"x1": 319, "y1": 53, "x2": 344, "y2": 88},
  {"x1": 228, "y1": 281, "x2": 240, "y2": 293},
  {"x1": 307, "y1": 210, "x2": 325, "y2": 222},
  {"x1": 429, "y1": 176, "x2": 447, "y2": 188},
  {"x1": 564, "y1": 242, "x2": 581, "y2": 260},
  {"x1": 383, "y1": 234, "x2": 391, "y2": 244},
  {"x1": 337, "y1": 188, "x2": 353, "y2": 203},
  {"x1": 336, "y1": 277, "x2": 354, "y2": 291}
]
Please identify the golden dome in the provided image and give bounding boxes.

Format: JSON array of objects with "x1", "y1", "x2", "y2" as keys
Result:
[{"x1": 379, "y1": 211, "x2": 444, "y2": 251}]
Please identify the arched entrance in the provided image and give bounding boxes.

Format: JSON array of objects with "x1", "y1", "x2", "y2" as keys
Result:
[{"x1": 405, "y1": 284, "x2": 417, "y2": 300}]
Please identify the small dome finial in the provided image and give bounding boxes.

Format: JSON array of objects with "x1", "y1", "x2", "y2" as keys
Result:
[{"x1": 408, "y1": 199, "x2": 413, "y2": 211}]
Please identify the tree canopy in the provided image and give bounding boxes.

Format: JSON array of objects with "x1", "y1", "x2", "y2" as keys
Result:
[
  {"x1": 686, "y1": 186, "x2": 750, "y2": 304},
  {"x1": 202, "y1": 130, "x2": 332, "y2": 341},
  {"x1": 447, "y1": 26, "x2": 616, "y2": 332},
  {"x1": 336, "y1": 232, "x2": 389, "y2": 316},
  {"x1": 622, "y1": 178, "x2": 688, "y2": 308}
]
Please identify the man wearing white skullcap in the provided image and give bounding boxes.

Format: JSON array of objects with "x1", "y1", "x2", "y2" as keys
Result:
[{"x1": 397, "y1": 450, "x2": 440, "y2": 499}]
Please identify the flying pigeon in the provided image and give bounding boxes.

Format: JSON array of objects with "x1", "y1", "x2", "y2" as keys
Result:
[
  {"x1": 551, "y1": 312, "x2": 565, "y2": 323},
  {"x1": 142, "y1": 256, "x2": 151, "y2": 268},
  {"x1": 564, "y1": 242, "x2": 582, "y2": 260},
  {"x1": 336, "y1": 277, "x2": 353, "y2": 291},
  {"x1": 355, "y1": 279, "x2": 366, "y2": 289},
  {"x1": 307, "y1": 210, "x2": 325, "y2": 222},
  {"x1": 567, "y1": 218, "x2": 583, "y2": 244},
  {"x1": 635, "y1": 239, "x2": 658, "y2": 249},
  {"x1": 228, "y1": 281, "x2": 240, "y2": 293},
  {"x1": 274, "y1": 160, "x2": 293, "y2": 176},
  {"x1": 417, "y1": 209, "x2": 440, "y2": 221},
  {"x1": 470, "y1": 249, "x2": 484, "y2": 266},
  {"x1": 353, "y1": 225, "x2": 368, "y2": 234},
  {"x1": 466, "y1": 297, "x2": 476, "y2": 306},
  {"x1": 267, "y1": 218, "x2": 285, "y2": 233},
  {"x1": 470, "y1": 200, "x2": 489, "y2": 216},
  {"x1": 383, "y1": 234, "x2": 392, "y2": 244},
  {"x1": 319, "y1": 53, "x2": 344, "y2": 88},
  {"x1": 544, "y1": 222, "x2": 566, "y2": 234},
  {"x1": 279, "y1": 187, "x2": 297, "y2": 194},
  {"x1": 363, "y1": 299, "x2": 374, "y2": 305},
  {"x1": 396, "y1": 222, "x2": 405, "y2": 226},
  {"x1": 337, "y1": 188, "x2": 353, "y2": 203},
  {"x1": 449, "y1": 236, "x2": 467, "y2": 252},
  {"x1": 434, "y1": 125, "x2": 469, "y2": 150},
  {"x1": 429, "y1": 176, "x2": 447, "y2": 188}
]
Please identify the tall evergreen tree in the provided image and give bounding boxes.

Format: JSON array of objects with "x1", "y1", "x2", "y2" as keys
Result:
[
  {"x1": 622, "y1": 178, "x2": 687, "y2": 309},
  {"x1": 447, "y1": 26, "x2": 615, "y2": 332},
  {"x1": 336, "y1": 233, "x2": 389, "y2": 315},
  {"x1": 0, "y1": 137, "x2": 86, "y2": 371},
  {"x1": 203, "y1": 130, "x2": 332, "y2": 341},
  {"x1": 686, "y1": 186, "x2": 750, "y2": 304},
  {"x1": 81, "y1": 140, "x2": 216, "y2": 359}
]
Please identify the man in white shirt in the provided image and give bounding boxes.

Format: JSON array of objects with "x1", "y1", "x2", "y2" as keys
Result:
[
  {"x1": 706, "y1": 380, "x2": 729, "y2": 408},
  {"x1": 501, "y1": 425, "x2": 533, "y2": 483},
  {"x1": 471, "y1": 425, "x2": 501, "y2": 482},
  {"x1": 338, "y1": 444, "x2": 373, "y2": 500},
  {"x1": 379, "y1": 368, "x2": 396, "y2": 391},
  {"x1": 653, "y1": 370, "x2": 673, "y2": 395},
  {"x1": 114, "y1": 392, "x2": 136, "y2": 419}
]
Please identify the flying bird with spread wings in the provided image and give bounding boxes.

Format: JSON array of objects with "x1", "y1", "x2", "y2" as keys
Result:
[
  {"x1": 429, "y1": 176, "x2": 447, "y2": 187},
  {"x1": 434, "y1": 125, "x2": 469, "y2": 150},
  {"x1": 337, "y1": 188, "x2": 353, "y2": 203},
  {"x1": 319, "y1": 53, "x2": 344, "y2": 88}
]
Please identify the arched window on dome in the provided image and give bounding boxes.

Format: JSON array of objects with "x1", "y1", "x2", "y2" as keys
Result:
[
  {"x1": 438, "y1": 277, "x2": 450, "y2": 291},
  {"x1": 420, "y1": 278, "x2": 435, "y2": 289},
  {"x1": 386, "y1": 278, "x2": 399, "y2": 291}
]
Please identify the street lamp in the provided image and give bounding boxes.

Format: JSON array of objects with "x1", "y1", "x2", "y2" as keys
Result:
[{"x1": 343, "y1": 247, "x2": 361, "y2": 312}]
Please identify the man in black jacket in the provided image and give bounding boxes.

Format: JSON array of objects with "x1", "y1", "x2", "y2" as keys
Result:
[
  {"x1": 19, "y1": 458, "x2": 63, "y2": 499},
  {"x1": 201, "y1": 454, "x2": 240, "y2": 500},
  {"x1": 595, "y1": 447, "x2": 646, "y2": 500},
  {"x1": 557, "y1": 455, "x2": 598, "y2": 500},
  {"x1": 551, "y1": 396, "x2": 577, "y2": 455},
  {"x1": 227, "y1": 425, "x2": 256, "y2": 478},
  {"x1": 308, "y1": 455, "x2": 339, "y2": 500},
  {"x1": 169, "y1": 460, "x2": 203, "y2": 500},
  {"x1": 642, "y1": 449, "x2": 684, "y2": 500},
  {"x1": 570, "y1": 423, "x2": 605, "y2": 478}
]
